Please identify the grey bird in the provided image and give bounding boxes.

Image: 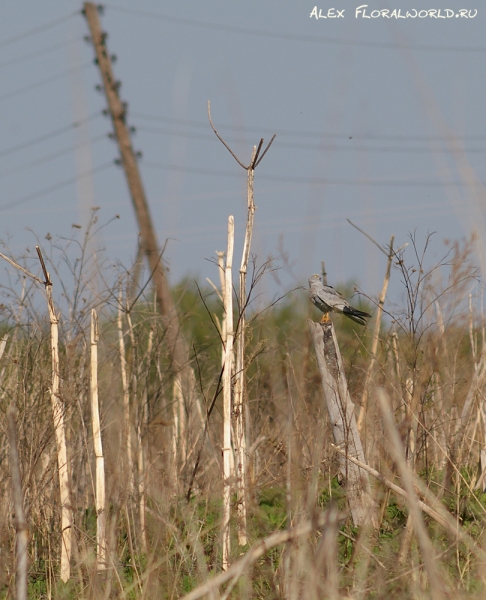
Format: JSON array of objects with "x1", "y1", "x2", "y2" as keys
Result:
[{"x1": 308, "y1": 274, "x2": 371, "y2": 326}]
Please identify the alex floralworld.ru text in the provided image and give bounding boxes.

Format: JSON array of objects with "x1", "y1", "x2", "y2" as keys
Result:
[{"x1": 310, "y1": 6, "x2": 478, "y2": 18}]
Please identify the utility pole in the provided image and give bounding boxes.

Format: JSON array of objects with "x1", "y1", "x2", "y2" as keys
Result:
[{"x1": 83, "y1": 3, "x2": 188, "y2": 376}]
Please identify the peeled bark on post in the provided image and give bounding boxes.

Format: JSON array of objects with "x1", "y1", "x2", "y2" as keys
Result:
[
  {"x1": 7, "y1": 404, "x2": 28, "y2": 600},
  {"x1": 222, "y1": 216, "x2": 235, "y2": 571},
  {"x1": 90, "y1": 309, "x2": 106, "y2": 570},
  {"x1": 309, "y1": 320, "x2": 373, "y2": 527}
]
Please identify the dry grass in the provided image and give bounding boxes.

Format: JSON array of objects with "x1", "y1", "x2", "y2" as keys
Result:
[{"x1": 1, "y1": 227, "x2": 486, "y2": 599}]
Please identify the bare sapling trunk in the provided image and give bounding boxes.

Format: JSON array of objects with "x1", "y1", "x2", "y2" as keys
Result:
[
  {"x1": 90, "y1": 309, "x2": 106, "y2": 570},
  {"x1": 207, "y1": 102, "x2": 276, "y2": 551},
  {"x1": 7, "y1": 403, "x2": 28, "y2": 600},
  {"x1": 357, "y1": 235, "x2": 394, "y2": 432},
  {"x1": 38, "y1": 248, "x2": 72, "y2": 582},
  {"x1": 117, "y1": 287, "x2": 133, "y2": 495},
  {"x1": 309, "y1": 320, "x2": 374, "y2": 527},
  {"x1": 222, "y1": 215, "x2": 235, "y2": 570},
  {"x1": 233, "y1": 147, "x2": 257, "y2": 547}
]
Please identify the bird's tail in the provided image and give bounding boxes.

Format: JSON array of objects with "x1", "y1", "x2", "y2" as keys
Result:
[{"x1": 343, "y1": 306, "x2": 372, "y2": 326}]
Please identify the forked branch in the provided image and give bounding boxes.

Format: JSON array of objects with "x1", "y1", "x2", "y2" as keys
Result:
[{"x1": 207, "y1": 100, "x2": 276, "y2": 170}]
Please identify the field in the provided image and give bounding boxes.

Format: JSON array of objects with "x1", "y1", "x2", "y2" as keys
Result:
[{"x1": 1, "y1": 226, "x2": 486, "y2": 599}]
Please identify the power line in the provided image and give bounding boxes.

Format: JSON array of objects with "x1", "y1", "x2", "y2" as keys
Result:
[
  {"x1": 142, "y1": 160, "x2": 486, "y2": 188},
  {"x1": 0, "y1": 39, "x2": 81, "y2": 69},
  {"x1": 137, "y1": 124, "x2": 486, "y2": 155},
  {"x1": 132, "y1": 111, "x2": 486, "y2": 143},
  {"x1": 0, "y1": 62, "x2": 92, "y2": 103},
  {"x1": 0, "y1": 12, "x2": 78, "y2": 50},
  {"x1": 0, "y1": 134, "x2": 107, "y2": 179},
  {"x1": 104, "y1": 4, "x2": 486, "y2": 53},
  {"x1": 0, "y1": 112, "x2": 102, "y2": 159},
  {"x1": 0, "y1": 162, "x2": 114, "y2": 214}
]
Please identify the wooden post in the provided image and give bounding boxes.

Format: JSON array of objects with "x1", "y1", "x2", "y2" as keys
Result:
[
  {"x1": 83, "y1": 4, "x2": 196, "y2": 427},
  {"x1": 309, "y1": 320, "x2": 373, "y2": 527}
]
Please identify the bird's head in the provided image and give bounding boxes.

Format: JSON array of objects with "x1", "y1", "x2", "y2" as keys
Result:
[{"x1": 308, "y1": 274, "x2": 322, "y2": 285}]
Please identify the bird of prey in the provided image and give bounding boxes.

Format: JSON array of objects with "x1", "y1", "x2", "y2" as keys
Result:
[{"x1": 308, "y1": 274, "x2": 371, "y2": 326}]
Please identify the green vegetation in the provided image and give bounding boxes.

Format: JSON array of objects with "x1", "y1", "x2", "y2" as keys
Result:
[{"x1": 0, "y1": 232, "x2": 485, "y2": 598}]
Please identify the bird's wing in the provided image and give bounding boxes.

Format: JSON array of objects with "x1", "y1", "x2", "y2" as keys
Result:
[{"x1": 318, "y1": 285, "x2": 349, "y2": 313}]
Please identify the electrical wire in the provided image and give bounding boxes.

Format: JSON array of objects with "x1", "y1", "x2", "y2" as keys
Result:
[
  {"x1": 132, "y1": 112, "x2": 486, "y2": 143},
  {"x1": 0, "y1": 62, "x2": 92, "y2": 103},
  {"x1": 142, "y1": 160, "x2": 485, "y2": 188},
  {"x1": 0, "y1": 112, "x2": 102, "y2": 159},
  {"x1": 0, "y1": 134, "x2": 107, "y2": 179},
  {"x1": 103, "y1": 4, "x2": 486, "y2": 53},
  {"x1": 0, "y1": 12, "x2": 78, "y2": 50},
  {"x1": 136, "y1": 124, "x2": 486, "y2": 155},
  {"x1": 0, "y1": 162, "x2": 114, "y2": 213},
  {"x1": 0, "y1": 39, "x2": 81, "y2": 69}
]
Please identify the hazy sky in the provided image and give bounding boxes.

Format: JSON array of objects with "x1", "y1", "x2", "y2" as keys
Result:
[{"x1": 1, "y1": 1, "x2": 485, "y2": 308}]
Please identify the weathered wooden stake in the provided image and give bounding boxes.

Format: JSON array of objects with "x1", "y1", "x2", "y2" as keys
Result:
[{"x1": 309, "y1": 320, "x2": 374, "y2": 526}]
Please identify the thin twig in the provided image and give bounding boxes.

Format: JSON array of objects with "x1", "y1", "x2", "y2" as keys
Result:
[
  {"x1": 255, "y1": 134, "x2": 276, "y2": 167},
  {"x1": 0, "y1": 251, "x2": 43, "y2": 284},
  {"x1": 252, "y1": 138, "x2": 264, "y2": 167},
  {"x1": 207, "y1": 100, "x2": 247, "y2": 169},
  {"x1": 35, "y1": 246, "x2": 51, "y2": 285},
  {"x1": 347, "y1": 219, "x2": 388, "y2": 256},
  {"x1": 127, "y1": 240, "x2": 168, "y2": 313},
  {"x1": 207, "y1": 100, "x2": 276, "y2": 171},
  {"x1": 186, "y1": 366, "x2": 225, "y2": 502}
]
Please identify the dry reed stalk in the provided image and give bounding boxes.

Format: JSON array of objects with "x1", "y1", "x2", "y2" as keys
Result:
[
  {"x1": 125, "y1": 308, "x2": 147, "y2": 551},
  {"x1": 390, "y1": 331, "x2": 407, "y2": 418},
  {"x1": 357, "y1": 235, "x2": 394, "y2": 432},
  {"x1": 117, "y1": 286, "x2": 133, "y2": 496},
  {"x1": 90, "y1": 308, "x2": 106, "y2": 570},
  {"x1": 179, "y1": 508, "x2": 344, "y2": 600},
  {"x1": 222, "y1": 215, "x2": 235, "y2": 571},
  {"x1": 377, "y1": 388, "x2": 445, "y2": 600},
  {"x1": 137, "y1": 326, "x2": 153, "y2": 553},
  {"x1": 7, "y1": 403, "x2": 28, "y2": 600},
  {"x1": 172, "y1": 373, "x2": 186, "y2": 485},
  {"x1": 217, "y1": 250, "x2": 226, "y2": 363}
]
